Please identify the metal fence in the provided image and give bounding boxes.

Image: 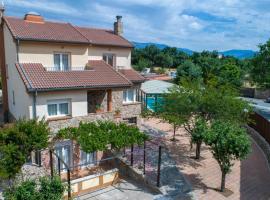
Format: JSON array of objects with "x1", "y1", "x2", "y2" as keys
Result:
[{"x1": 249, "y1": 112, "x2": 270, "y2": 145}]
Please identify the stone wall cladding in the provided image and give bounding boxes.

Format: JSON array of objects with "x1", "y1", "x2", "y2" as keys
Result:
[
  {"x1": 246, "y1": 125, "x2": 270, "y2": 167},
  {"x1": 48, "y1": 88, "x2": 142, "y2": 133}
]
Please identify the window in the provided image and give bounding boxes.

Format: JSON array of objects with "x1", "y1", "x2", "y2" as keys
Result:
[
  {"x1": 103, "y1": 53, "x2": 115, "y2": 67},
  {"x1": 123, "y1": 89, "x2": 136, "y2": 103},
  {"x1": 55, "y1": 142, "x2": 72, "y2": 171},
  {"x1": 80, "y1": 151, "x2": 96, "y2": 166},
  {"x1": 54, "y1": 53, "x2": 70, "y2": 71},
  {"x1": 47, "y1": 99, "x2": 70, "y2": 117}
]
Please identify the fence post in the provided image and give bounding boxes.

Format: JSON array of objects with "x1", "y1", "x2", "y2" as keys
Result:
[
  {"x1": 157, "y1": 146, "x2": 162, "y2": 187},
  {"x1": 143, "y1": 140, "x2": 146, "y2": 175},
  {"x1": 67, "y1": 169, "x2": 71, "y2": 199},
  {"x1": 49, "y1": 149, "x2": 53, "y2": 178},
  {"x1": 131, "y1": 144, "x2": 134, "y2": 166},
  {"x1": 58, "y1": 157, "x2": 61, "y2": 175}
]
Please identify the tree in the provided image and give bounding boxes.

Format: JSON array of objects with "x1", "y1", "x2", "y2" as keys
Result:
[
  {"x1": 159, "y1": 79, "x2": 251, "y2": 159},
  {"x1": 3, "y1": 176, "x2": 65, "y2": 200},
  {"x1": 219, "y1": 61, "x2": 242, "y2": 87},
  {"x1": 133, "y1": 58, "x2": 152, "y2": 72},
  {"x1": 56, "y1": 121, "x2": 148, "y2": 153},
  {"x1": 175, "y1": 60, "x2": 202, "y2": 84},
  {"x1": 0, "y1": 119, "x2": 50, "y2": 181},
  {"x1": 250, "y1": 39, "x2": 270, "y2": 88},
  {"x1": 191, "y1": 117, "x2": 208, "y2": 159},
  {"x1": 204, "y1": 121, "x2": 251, "y2": 192},
  {"x1": 155, "y1": 52, "x2": 173, "y2": 68}
]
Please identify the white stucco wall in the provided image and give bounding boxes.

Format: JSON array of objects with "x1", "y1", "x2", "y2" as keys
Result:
[
  {"x1": 35, "y1": 90, "x2": 88, "y2": 119},
  {"x1": 4, "y1": 24, "x2": 32, "y2": 119},
  {"x1": 18, "y1": 42, "x2": 89, "y2": 69},
  {"x1": 88, "y1": 46, "x2": 131, "y2": 68}
]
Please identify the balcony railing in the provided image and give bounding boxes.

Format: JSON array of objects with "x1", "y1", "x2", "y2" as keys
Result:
[{"x1": 46, "y1": 67, "x2": 87, "y2": 72}]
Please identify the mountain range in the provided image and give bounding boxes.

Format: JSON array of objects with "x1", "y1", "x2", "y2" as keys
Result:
[{"x1": 132, "y1": 42, "x2": 256, "y2": 59}]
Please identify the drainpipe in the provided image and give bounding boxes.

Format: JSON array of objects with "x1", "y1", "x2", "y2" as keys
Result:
[
  {"x1": 32, "y1": 90, "x2": 37, "y2": 119},
  {"x1": 16, "y1": 39, "x2": 19, "y2": 62}
]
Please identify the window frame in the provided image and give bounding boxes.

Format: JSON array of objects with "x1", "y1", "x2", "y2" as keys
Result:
[
  {"x1": 47, "y1": 99, "x2": 71, "y2": 118},
  {"x1": 123, "y1": 89, "x2": 137, "y2": 104},
  {"x1": 102, "y1": 53, "x2": 116, "y2": 67},
  {"x1": 53, "y1": 52, "x2": 71, "y2": 71},
  {"x1": 80, "y1": 150, "x2": 97, "y2": 167}
]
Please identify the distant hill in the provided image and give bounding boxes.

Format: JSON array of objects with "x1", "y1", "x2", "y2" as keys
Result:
[{"x1": 132, "y1": 42, "x2": 256, "y2": 59}]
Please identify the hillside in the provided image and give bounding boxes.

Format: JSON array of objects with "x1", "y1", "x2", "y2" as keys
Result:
[{"x1": 132, "y1": 42, "x2": 256, "y2": 59}]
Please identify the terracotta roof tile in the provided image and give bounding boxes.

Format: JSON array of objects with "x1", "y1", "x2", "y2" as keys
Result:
[
  {"x1": 15, "y1": 60, "x2": 132, "y2": 91},
  {"x1": 118, "y1": 69, "x2": 145, "y2": 83},
  {"x1": 5, "y1": 16, "x2": 133, "y2": 47},
  {"x1": 75, "y1": 26, "x2": 133, "y2": 47}
]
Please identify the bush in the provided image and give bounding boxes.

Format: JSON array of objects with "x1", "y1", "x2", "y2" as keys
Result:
[{"x1": 3, "y1": 176, "x2": 65, "y2": 200}]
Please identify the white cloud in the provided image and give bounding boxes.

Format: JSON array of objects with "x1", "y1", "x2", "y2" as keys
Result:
[{"x1": 3, "y1": 0, "x2": 270, "y2": 51}]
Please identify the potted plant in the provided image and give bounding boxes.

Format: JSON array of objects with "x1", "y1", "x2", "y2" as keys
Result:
[
  {"x1": 114, "y1": 108, "x2": 121, "y2": 118},
  {"x1": 95, "y1": 104, "x2": 103, "y2": 113}
]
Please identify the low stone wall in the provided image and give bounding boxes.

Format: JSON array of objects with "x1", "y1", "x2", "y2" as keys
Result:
[{"x1": 246, "y1": 125, "x2": 270, "y2": 167}]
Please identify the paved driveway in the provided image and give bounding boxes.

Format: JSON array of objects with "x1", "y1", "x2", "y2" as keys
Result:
[
  {"x1": 143, "y1": 118, "x2": 270, "y2": 200},
  {"x1": 75, "y1": 179, "x2": 159, "y2": 200}
]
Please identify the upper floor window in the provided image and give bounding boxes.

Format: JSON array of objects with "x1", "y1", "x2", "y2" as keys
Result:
[
  {"x1": 123, "y1": 89, "x2": 137, "y2": 103},
  {"x1": 54, "y1": 53, "x2": 70, "y2": 71},
  {"x1": 103, "y1": 53, "x2": 115, "y2": 67},
  {"x1": 47, "y1": 99, "x2": 70, "y2": 118}
]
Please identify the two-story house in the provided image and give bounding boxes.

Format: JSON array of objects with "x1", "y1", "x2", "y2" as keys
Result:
[{"x1": 0, "y1": 11, "x2": 145, "y2": 133}]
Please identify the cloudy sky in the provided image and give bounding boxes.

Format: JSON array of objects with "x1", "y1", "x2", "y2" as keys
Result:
[{"x1": 3, "y1": 0, "x2": 270, "y2": 51}]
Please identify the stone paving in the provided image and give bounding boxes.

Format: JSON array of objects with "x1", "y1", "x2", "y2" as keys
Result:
[{"x1": 143, "y1": 118, "x2": 270, "y2": 200}]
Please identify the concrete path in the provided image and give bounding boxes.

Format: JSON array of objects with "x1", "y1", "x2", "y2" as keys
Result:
[
  {"x1": 143, "y1": 118, "x2": 270, "y2": 200},
  {"x1": 75, "y1": 179, "x2": 158, "y2": 200}
]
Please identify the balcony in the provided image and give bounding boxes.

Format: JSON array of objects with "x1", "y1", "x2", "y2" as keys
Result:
[{"x1": 45, "y1": 66, "x2": 94, "y2": 72}]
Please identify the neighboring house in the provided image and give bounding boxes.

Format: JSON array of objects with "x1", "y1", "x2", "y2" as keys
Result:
[{"x1": 0, "y1": 11, "x2": 145, "y2": 132}]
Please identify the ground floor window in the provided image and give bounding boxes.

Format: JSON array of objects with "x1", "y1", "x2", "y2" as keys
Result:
[
  {"x1": 47, "y1": 99, "x2": 70, "y2": 117},
  {"x1": 80, "y1": 151, "x2": 96, "y2": 166},
  {"x1": 55, "y1": 141, "x2": 72, "y2": 171},
  {"x1": 123, "y1": 117, "x2": 137, "y2": 124},
  {"x1": 123, "y1": 89, "x2": 137, "y2": 103}
]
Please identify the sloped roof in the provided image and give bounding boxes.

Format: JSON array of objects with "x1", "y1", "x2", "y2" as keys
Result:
[
  {"x1": 15, "y1": 60, "x2": 132, "y2": 92},
  {"x1": 141, "y1": 80, "x2": 175, "y2": 94},
  {"x1": 4, "y1": 16, "x2": 133, "y2": 47},
  {"x1": 118, "y1": 69, "x2": 145, "y2": 83}
]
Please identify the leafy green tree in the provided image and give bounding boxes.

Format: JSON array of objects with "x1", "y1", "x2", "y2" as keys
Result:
[
  {"x1": 155, "y1": 52, "x2": 173, "y2": 68},
  {"x1": 0, "y1": 119, "x2": 50, "y2": 180},
  {"x1": 250, "y1": 39, "x2": 270, "y2": 88},
  {"x1": 219, "y1": 62, "x2": 242, "y2": 87},
  {"x1": 56, "y1": 121, "x2": 148, "y2": 153},
  {"x1": 133, "y1": 58, "x2": 152, "y2": 72},
  {"x1": 175, "y1": 60, "x2": 202, "y2": 84},
  {"x1": 204, "y1": 121, "x2": 251, "y2": 192},
  {"x1": 191, "y1": 117, "x2": 208, "y2": 159},
  {"x1": 3, "y1": 176, "x2": 65, "y2": 200}
]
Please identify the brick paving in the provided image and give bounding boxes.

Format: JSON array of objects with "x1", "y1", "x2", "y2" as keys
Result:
[{"x1": 142, "y1": 118, "x2": 270, "y2": 200}]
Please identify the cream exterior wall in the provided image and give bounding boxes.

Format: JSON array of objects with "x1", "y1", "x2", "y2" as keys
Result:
[
  {"x1": 3, "y1": 24, "x2": 32, "y2": 119},
  {"x1": 35, "y1": 90, "x2": 88, "y2": 119},
  {"x1": 88, "y1": 46, "x2": 131, "y2": 68},
  {"x1": 18, "y1": 42, "x2": 89, "y2": 69}
]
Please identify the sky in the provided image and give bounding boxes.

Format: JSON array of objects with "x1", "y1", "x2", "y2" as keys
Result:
[{"x1": 3, "y1": 0, "x2": 270, "y2": 51}]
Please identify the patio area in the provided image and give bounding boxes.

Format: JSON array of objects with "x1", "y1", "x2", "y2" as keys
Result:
[{"x1": 142, "y1": 118, "x2": 270, "y2": 200}]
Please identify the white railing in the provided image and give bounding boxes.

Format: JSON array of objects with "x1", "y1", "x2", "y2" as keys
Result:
[{"x1": 46, "y1": 67, "x2": 86, "y2": 72}]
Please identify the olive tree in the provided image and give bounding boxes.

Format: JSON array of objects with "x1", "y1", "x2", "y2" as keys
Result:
[{"x1": 204, "y1": 121, "x2": 251, "y2": 192}]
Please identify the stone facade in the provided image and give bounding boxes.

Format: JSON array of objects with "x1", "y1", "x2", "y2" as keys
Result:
[{"x1": 48, "y1": 88, "x2": 142, "y2": 133}]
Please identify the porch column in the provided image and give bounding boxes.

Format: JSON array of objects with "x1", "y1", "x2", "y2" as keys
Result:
[{"x1": 107, "y1": 89, "x2": 112, "y2": 112}]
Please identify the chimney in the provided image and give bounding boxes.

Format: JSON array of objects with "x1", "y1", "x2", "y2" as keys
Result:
[
  {"x1": 24, "y1": 12, "x2": 44, "y2": 24},
  {"x1": 114, "y1": 15, "x2": 123, "y2": 36},
  {"x1": 0, "y1": 1, "x2": 5, "y2": 25}
]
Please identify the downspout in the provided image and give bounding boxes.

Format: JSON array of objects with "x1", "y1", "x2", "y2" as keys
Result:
[
  {"x1": 32, "y1": 90, "x2": 37, "y2": 119},
  {"x1": 16, "y1": 38, "x2": 19, "y2": 62}
]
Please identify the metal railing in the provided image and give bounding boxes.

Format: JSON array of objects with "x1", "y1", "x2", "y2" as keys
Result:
[{"x1": 46, "y1": 67, "x2": 86, "y2": 72}]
